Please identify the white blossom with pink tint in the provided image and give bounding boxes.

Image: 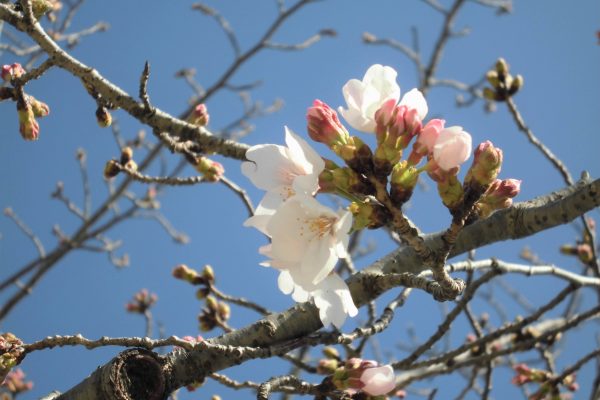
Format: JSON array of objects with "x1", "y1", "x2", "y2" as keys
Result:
[
  {"x1": 259, "y1": 194, "x2": 352, "y2": 287},
  {"x1": 415, "y1": 119, "x2": 445, "y2": 155},
  {"x1": 398, "y1": 88, "x2": 428, "y2": 121},
  {"x1": 432, "y1": 126, "x2": 472, "y2": 171},
  {"x1": 338, "y1": 64, "x2": 400, "y2": 133},
  {"x1": 360, "y1": 364, "x2": 396, "y2": 396},
  {"x1": 242, "y1": 127, "x2": 324, "y2": 231},
  {"x1": 278, "y1": 270, "x2": 358, "y2": 329}
]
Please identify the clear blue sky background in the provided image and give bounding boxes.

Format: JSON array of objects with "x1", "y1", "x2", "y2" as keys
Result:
[{"x1": 1, "y1": 0, "x2": 599, "y2": 398}]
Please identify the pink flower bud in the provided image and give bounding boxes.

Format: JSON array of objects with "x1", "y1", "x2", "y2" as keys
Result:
[
  {"x1": 432, "y1": 126, "x2": 472, "y2": 171},
  {"x1": 30, "y1": 96, "x2": 50, "y2": 118},
  {"x1": 2, "y1": 368, "x2": 33, "y2": 394},
  {"x1": 1, "y1": 63, "x2": 25, "y2": 82},
  {"x1": 374, "y1": 98, "x2": 398, "y2": 131},
  {"x1": 182, "y1": 335, "x2": 203, "y2": 343},
  {"x1": 476, "y1": 178, "x2": 521, "y2": 218},
  {"x1": 17, "y1": 103, "x2": 40, "y2": 141},
  {"x1": 340, "y1": 359, "x2": 396, "y2": 396},
  {"x1": 359, "y1": 365, "x2": 396, "y2": 396},
  {"x1": 466, "y1": 141, "x2": 503, "y2": 187},
  {"x1": 408, "y1": 118, "x2": 445, "y2": 165},
  {"x1": 486, "y1": 178, "x2": 521, "y2": 202},
  {"x1": 514, "y1": 363, "x2": 531, "y2": 375},
  {"x1": 402, "y1": 106, "x2": 422, "y2": 138},
  {"x1": 189, "y1": 103, "x2": 209, "y2": 126},
  {"x1": 307, "y1": 99, "x2": 349, "y2": 147},
  {"x1": 195, "y1": 156, "x2": 225, "y2": 182}
]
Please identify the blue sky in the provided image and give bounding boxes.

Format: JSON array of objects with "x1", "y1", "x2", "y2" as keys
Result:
[{"x1": 1, "y1": 0, "x2": 599, "y2": 398}]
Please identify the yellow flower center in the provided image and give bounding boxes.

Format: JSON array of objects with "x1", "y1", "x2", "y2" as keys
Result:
[{"x1": 308, "y1": 216, "x2": 336, "y2": 238}]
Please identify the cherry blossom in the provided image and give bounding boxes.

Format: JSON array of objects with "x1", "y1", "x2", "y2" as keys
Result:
[
  {"x1": 241, "y1": 127, "x2": 324, "y2": 231},
  {"x1": 413, "y1": 119, "x2": 445, "y2": 157},
  {"x1": 432, "y1": 126, "x2": 472, "y2": 171},
  {"x1": 277, "y1": 271, "x2": 358, "y2": 329},
  {"x1": 360, "y1": 364, "x2": 396, "y2": 396},
  {"x1": 338, "y1": 64, "x2": 400, "y2": 133},
  {"x1": 260, "y1": 194, "x2": 352, "y2": 286}
]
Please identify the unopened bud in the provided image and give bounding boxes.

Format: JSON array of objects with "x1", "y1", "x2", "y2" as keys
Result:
[
  {"x1": 509, "y1": 74, "x2": 524, "y2": 95},
  {"x1": 322, "y1": 346, "x2": 340, "y2": 360},
  {"x1": 202, "y1": 265, "x2": 215, "y2": 283},
  {"x1": 485, "y1": 70, "x2": 499, "y2": 88},
  {"x1": 188, "y1": 103, "x2": 209, "y2": 127},
  {"x1": 465, "y1": 141, "x2": 503, "y2": 188},
  {"x1": 205, "y1": 296, "x2": 218, "y2": 312},
  {"x1": 195, "y1": 156, "x2": 225, "y2": 182},
  {"x1": 104, "y1": 159, "x2": 121, "y2": 179},
  {"x1": 96, "y1": 106, "x2": 112, "y2": 128},
  {"x1": 29, "y1": 96, "x2": 50, "y2": 117},
  {"x1": 17, "y1": 102, "x2": 40, "y2": 141},
  {"x1": 120, "y1": 147, "x2": 133, "y2": 164},
  {"x1": 317, "y1": 359, "x2": 339, "y2": 375},
  {"x1": 495, "y1": 58, "x2": 509, "y2": 76},
  {"x1": 217, "y1": 302, "x2": 230, "y2": 321},
  {"x1": 475, "y1": 178, "x2": 521, "y2": 218},
  {"x1": 1, "y1": 63, "x2": 25, "y2": 82},
  {"x1": 32, "y1": 0, "x2": 54, "y2": 18},
  {"x1": 307, "y1": 99, "x2": 349, "y2": 148},
  {"x1": 172, "y1": 264, "x2": 199, "y2": 282}
]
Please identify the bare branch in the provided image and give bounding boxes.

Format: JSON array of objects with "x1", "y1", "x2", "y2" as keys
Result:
[{"x1": 3, "y1": 207, "x2": 45, "y2": 257}]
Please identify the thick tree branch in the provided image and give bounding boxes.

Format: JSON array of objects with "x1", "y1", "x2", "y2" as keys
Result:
[{"x1": 46, "y1": 177, "x2": 599, "y2": 398}]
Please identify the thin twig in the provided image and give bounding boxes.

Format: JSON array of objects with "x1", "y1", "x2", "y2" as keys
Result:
[{"x1": 3, "y1": 207, "x2": 45, "y2": 257}]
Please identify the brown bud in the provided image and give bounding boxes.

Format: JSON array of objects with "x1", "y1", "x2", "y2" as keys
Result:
[
  {"x1": 120, "y1": 147, "x2": 133, "y2": 164},
  {"x1": 103, "y1": 159, "x2": 121, "y2": 179}
]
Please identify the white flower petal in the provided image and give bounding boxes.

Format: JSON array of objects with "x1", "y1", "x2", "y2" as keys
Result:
[
  {"x1": 399, "y1": 88, "x2": 428, "y2": 120},
  {"x1": 292, "y1": 284, "x2": 310, "y2": 303},
  {"x1": 313, "y1": 274, "x2": 357, "y2": 329},
  {"x1": 284, "y1": 127, "x2": 325, "y2": 178},
  {"x1": 242, "y1": 144, "x2": 296, "y2": 190},
  {"x1": 301, "y1": 238, "x2": 337, "y2": 285},
  {"x1": 360, "y1": 365, "x2": 396, "y2": 396},
  {"x1": 277, "y1": 271, "x2": 294, "y2": 295},
  {"x1": 339, "y1": 64, "x2": 401, "y2": 133},
  {"x1": 433, "y1": 126, "x2": 473, "y2": 171}
]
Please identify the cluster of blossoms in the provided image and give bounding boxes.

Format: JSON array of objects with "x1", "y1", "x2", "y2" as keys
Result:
[
  {"x1": 1, "y1": 63, "x2": 50, "y2": 141},
  {"x1": 512, "y1": 364, "x2": 578, "y2": 400},
  {"x1": 0, "y1": 334, "x2": 24, "y2": 382},
  {"x1": 124, "y1": 288, "x2": 158, "y2": 314},
  {"x1": 243, "y1": 64, "x2": 520, "y2": 328},
  {"x1": 171, "y1": 264, "x2": 230, "y2": 332},
  {"x1": 242, "y1": 127, "x2": 356, "y2": 328},
  {"x1": 1, "y1": 368, "x2": 33, "y2": 395},
  {"x1": 172, "y1": 263, "x2": 215, "y2": 299}
]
